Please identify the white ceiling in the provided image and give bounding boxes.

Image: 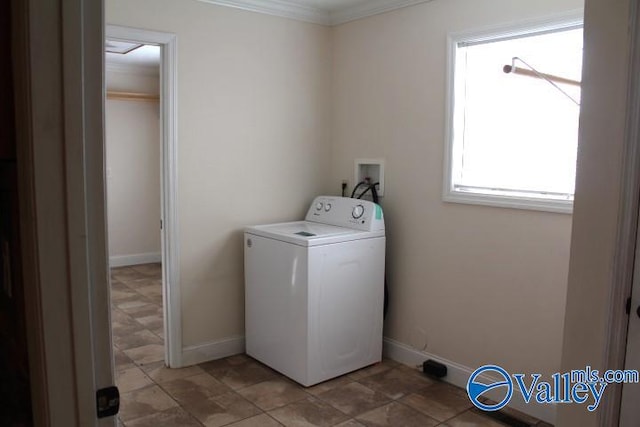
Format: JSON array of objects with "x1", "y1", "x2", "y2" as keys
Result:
[
  {"x1": 106, "y1": 44, "x2": 160, "y2": 75},
  {"x1": 285, "y1": 0, "x2": 375, "y2": 13},
  {"x1": 105, "y1": 0, "x2": 430, "y2": 72},
  {"x1": 198, "y1": 0, "x2": 431, "y2": 26}
]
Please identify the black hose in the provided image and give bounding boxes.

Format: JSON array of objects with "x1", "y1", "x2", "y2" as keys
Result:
[
  {"x1": 350, "y1": 182, "x2": 387, "y2": 318},
  {"x1": 350, "y1": 181, "x2": 368, "y2": 198},
  {"x1": 354, "y1": 182, "x2": 380, "y2": 201},
  {"x1": 370, "y1": 183, "x2": 379, "y2": 204}
]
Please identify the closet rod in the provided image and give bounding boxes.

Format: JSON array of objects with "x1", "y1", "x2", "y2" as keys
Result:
[{"x1": 106, "y1": 91, "x2": 159, "y2": 101}]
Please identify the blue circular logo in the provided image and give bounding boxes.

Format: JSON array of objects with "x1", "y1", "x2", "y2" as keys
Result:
[{"x1": 467, "y1": 364, "x2": 513, "y2": 411}]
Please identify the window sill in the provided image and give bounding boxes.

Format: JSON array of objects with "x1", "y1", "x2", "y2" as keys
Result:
[{"x1": 443, "y1": 189, "x2": 573, "y2": 214}]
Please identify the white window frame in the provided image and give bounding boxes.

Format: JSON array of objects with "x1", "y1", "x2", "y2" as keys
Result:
[{"x1": 443, "y1": 11, "x2": 584, "y2": 214}]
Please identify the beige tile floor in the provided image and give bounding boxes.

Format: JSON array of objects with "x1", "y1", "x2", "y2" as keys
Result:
[{"x1": 111, "y1": 264, "x2": 551, "y2": 427}]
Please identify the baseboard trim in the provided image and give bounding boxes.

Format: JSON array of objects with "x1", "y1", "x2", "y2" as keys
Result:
[
  {"x1": 181, "y1": 336, "x2": 246, "y2": 367},
  {"x1": 109, "y1": 252, "x2": 161, "y2": 267},
  {"x1": 383, "y1": 337, "x2": 557, "y2": 425}
]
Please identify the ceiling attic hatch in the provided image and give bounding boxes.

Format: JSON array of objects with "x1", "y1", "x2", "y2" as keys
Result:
[{"x1": 105, "y1": 40, "x2": 144, "y2": 54}]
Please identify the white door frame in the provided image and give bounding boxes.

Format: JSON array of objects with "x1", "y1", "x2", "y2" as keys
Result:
[
  {"x1": 14, "y1": 0, "x2": 115, "y2": 424},
  {"x1": 105, "y1": 25, "x2": 182, "y2": 367},
  {"x1": 599, "y1": 0, "x2": 640, "y2": 425},
  {"x1": 620, "y1": 216, "x2": 640, "y2": 425}
]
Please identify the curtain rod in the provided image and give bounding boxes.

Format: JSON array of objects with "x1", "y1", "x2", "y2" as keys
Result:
[
  {"x1": 502, "y1": 65, "x2": 581, "y2": 87},
  {"x1": 503, "y1": 57, "x2": 581, "y2": 106}
]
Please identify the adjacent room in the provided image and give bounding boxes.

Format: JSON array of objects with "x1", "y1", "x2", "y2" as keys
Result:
[
  {"x1": 105, "y1": 0, "x2": 584, "y2": 425},
  {"x1": 104, "y1": 40, "x2": 169, "y2": 392}
]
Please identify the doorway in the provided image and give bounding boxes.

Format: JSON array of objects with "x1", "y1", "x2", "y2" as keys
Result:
[
  {"x1": 104, "y1": 26, "x2": 181, "y2": 370},
  {"x1": 105, "y1": 39, "x2": 165, "y2": 396}
]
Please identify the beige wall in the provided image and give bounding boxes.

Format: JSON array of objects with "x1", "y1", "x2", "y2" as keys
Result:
[
  {"x1": 559, "y1": 0, "x2": 630, "y2": 425},
  {"x1": 105, "y1": 70, "x2": 161, "y2": 263},
  {"x1": 106, "y1": 0, "x2": 332, "y2": 346},
  {"x1": 107, "y1": 0, "x2": 617, "y2": 409},
  {"x1": 106, "y1": 68, "x2": 160, "y2": 94},
  {"x1": 331, "y1": 0, "x2": 581, "y2": 380}
]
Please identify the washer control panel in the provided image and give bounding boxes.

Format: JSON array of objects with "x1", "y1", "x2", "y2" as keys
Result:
[{"x1": 305, "y1": 196, "x2": 384, "y2": 231}]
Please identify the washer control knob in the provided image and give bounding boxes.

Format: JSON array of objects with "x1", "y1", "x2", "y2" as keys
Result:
[
  {"x1": 324, "y1": 203, "x2": 332, "y2": 212},
  {"x1": 316, "y1": 202, "x2": 323, "y2": 211},
  {"x1": 352, "y1": 204, "x2": 365, "y2": 219}
]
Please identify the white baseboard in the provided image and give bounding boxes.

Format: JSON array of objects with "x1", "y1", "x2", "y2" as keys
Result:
[
  {"x1": 181, "y1": 336, "x2": 245, "y2": 367},
  {"x1": 109, "y1": 252, "x2": 161, "y2": 267},
  {"x1": 383, "y1": 337, "x2": 557, "y2": 425}
]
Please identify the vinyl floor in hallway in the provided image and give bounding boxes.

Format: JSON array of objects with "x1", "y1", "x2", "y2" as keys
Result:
[{"x1": 111, "y1": 264, "x2": 550, "y2": 427}]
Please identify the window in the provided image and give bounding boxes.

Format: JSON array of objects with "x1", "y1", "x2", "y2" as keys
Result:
[{"x1": 444, "y1": 16, "x2": 583, "y2": 213}]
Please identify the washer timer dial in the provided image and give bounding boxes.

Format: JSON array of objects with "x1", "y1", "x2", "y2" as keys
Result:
[{"x1": 352, "y1": 204, "x2": 365, "y2": 219}]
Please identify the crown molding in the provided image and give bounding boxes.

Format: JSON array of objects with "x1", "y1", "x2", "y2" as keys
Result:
[
  {"x1": 331, "y1": 0, "x2": 432, "y2": 25},
  {"x1": 197, "y1": 0, "x2": 331, "y2": 25},
  {"x1": 196, "y1": 0, "x2": 432, "y2": 26}
]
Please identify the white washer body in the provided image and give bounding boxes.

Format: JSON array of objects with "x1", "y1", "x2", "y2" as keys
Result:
[{"x1": 244, "y1": 196, "x2": 385, "y2": 387}]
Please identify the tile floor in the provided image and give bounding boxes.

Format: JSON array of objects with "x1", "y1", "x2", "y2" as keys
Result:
[{"x1": 111, "y1": 264, "x2": 551, "y2": 427}]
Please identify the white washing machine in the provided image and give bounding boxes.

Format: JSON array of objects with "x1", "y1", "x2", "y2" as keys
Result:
[{"x1": 244, "y1": 195, "x2": 385, "y2": 387}]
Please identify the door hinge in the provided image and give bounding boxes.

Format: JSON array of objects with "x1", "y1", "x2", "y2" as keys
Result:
[
  {"x1": 627, "y1": 297, "x2": 632, "y2": 315},
  {"x1": 160, "y1": 219, "x2": 163, "y2": 230},
  {"x1": 96, "y1": 386, "x2": 119, "y2": 418}
]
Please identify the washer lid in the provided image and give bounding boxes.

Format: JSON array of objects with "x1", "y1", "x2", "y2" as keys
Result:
[{"x1": 245, "y1": 221, "x2": 384, "y2": 247}]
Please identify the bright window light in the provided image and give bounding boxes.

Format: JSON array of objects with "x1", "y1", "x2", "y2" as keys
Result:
[{"x1": 445, "y1": 20, "x2": 583, "y2": 213}]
